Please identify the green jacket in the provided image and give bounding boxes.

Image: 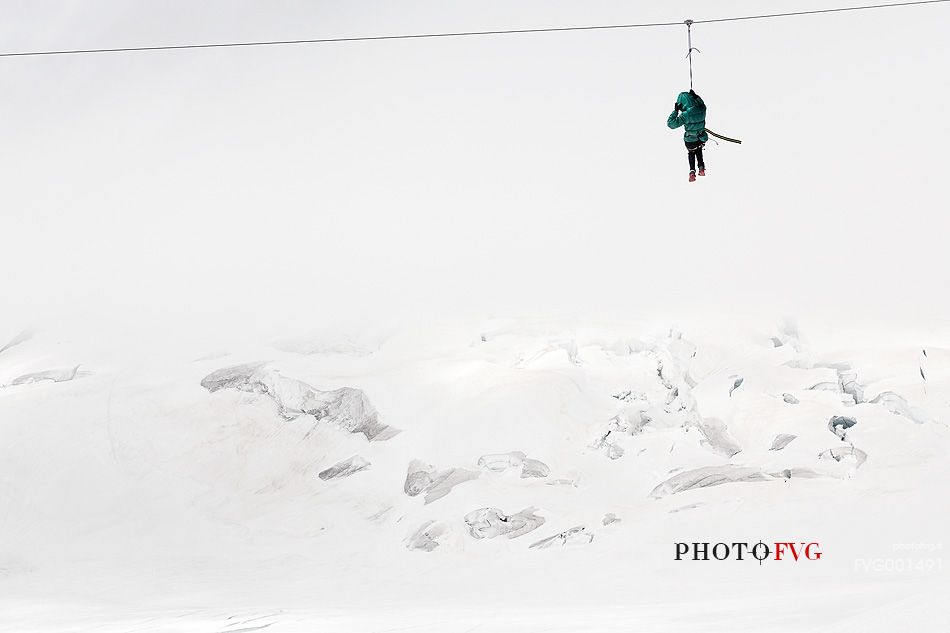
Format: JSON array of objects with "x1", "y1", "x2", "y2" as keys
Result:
[{"x1": 667, "y1": 91, "x2": 708, "y2": 143}]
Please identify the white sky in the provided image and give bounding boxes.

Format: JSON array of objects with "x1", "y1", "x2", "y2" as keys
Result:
[{"x1": 1, "y1": 1, "x2": 948, "y2": 339}]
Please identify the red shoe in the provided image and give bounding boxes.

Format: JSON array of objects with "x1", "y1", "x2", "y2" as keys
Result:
[
  {"x1": 688, "y1": 171, "x2": 696, "y2": 182},
  {"x1": 698, "y1": 168, "x2": 706, "y2": 177}
]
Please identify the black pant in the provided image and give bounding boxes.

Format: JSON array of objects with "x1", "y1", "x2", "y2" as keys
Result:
[{"x1": 686, "y1": 140, "x2": 705, "y2": 172}]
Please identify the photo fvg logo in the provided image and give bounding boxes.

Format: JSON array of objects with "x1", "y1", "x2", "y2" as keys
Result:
[{"x1": 675, "y1": 541, "x2": 822, "y2": 564}]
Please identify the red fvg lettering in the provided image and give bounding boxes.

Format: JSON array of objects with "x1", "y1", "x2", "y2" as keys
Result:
[{"x1": 774, "y1": 542, "x2": 822, "y2": 561}]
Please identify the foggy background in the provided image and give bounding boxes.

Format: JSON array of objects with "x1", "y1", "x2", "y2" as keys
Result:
[{"x1": 1, "y1": 0, "x2": 947, "y2": 342}]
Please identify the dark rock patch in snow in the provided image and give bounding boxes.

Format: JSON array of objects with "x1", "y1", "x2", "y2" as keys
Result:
[
  {"x1": 782, "y1": 393, "x2": 800, "y2": 405},
  {"x1": 318, "y1": 455, "x2": 371, "y2": 481},
  {"x1": 602, "y1": 513, "x2": 621, "y2": 526}
]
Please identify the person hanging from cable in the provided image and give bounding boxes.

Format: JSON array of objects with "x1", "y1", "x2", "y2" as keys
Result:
[{"x1": 667, "y1": 89, "x2": 708, "y2": 182}]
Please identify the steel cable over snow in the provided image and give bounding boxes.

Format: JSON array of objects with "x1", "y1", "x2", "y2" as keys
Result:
[{"x1": 0, "y1": 0, "x2": 948, "y2": 58}]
